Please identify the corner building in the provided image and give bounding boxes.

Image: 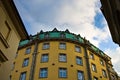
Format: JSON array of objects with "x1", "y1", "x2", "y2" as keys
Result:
[{"x1": 11, "y1": 28, "x2": 118, "y2": 80}]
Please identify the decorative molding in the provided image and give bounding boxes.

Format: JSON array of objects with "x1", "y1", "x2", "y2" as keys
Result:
[{"x1": 0, "y1": 32, "x2": 9, "y2": 48}]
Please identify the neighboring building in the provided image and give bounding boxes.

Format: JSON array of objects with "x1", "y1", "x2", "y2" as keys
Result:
[
  {"x1": 0, "y1": 0, "x2": 29, "y2": 80},
  {"x1": 100, "y1": 0, "x2": 120, "y2": 46},
  {"x1": 11, "y1": 28, "x2": 118, "y2": 80}
]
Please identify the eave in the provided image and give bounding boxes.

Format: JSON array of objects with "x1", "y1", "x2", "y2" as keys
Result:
[{"x1": 1, "y1": 0, "x2": 29, "y2": 40}]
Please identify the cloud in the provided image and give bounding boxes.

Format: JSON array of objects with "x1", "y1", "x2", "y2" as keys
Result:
[{"x1": 14, "y1": 0, "x2": 110, "y2": 47}]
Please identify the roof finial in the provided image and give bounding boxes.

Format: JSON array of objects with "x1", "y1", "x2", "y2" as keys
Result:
[
  {"x1": 52, "y1": 28, "x2": 58, "y2": 32},
  {"x1": 40, "y1": 30, "x2": 43, "y2": 34},
  {"x1": 65, "y1": 29, "x2": 70, "y2": 33}
]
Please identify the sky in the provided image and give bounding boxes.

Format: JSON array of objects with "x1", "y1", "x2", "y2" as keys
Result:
[{"x1": 14, "y1": 0, "x2": 120, "y2": 75}]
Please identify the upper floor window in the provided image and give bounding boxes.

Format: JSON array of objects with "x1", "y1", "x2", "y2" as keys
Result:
[
  {"x1": 25, "y1": 47, "x2": 31, "y2": 54},
  {"x1": 76, "y1": 57, "x2": 83, "y2": 65},
  {"x1": 90, "y1": 53, "x2": 94, "y2": 60},
  {"x1": 59, "y1": 68, "x2": 67, "y2": 78},
  {"x1": 59, "y1": 42, "x2": 66, "y2": 49},
  {"x1": 92, "y1": 63, "x2": 97, "y2": 72},
  {"x1": 100, "y1": 59, "x2": 104, "y2": 66},
  {"x1": 59, "y1": 54, "x2": 66, "y2": 62},
  {"x1": 45, "y1": 33, "x2": 49, "y2": 38},
  {"x1": 41, "y1": 54, "x2": 48, "y2": 62},
  {"x1": 78, "y1": 71, "x2": 84, "y2": 80},
  {"x1": 60, "y1": 33, "x2": 65, "y2": 38},
  {"x1": 20, "y1": 72, "x2": 26, "y2": 80},
  {"x1": 39, "y1": 68, "x2": 48, "y2": 78},
  {"x1": 23, "y1": 58, "x2": 29, "y2": 67},
  {"x1": 43, "y1": 43, "x2": 50, "y2": 50},
  {"x1": 75, "y1": 46, "x2": 81, "y2": 52},
  {"x1": 102, "y1": 69, "x2": 107, "y2": 78}
]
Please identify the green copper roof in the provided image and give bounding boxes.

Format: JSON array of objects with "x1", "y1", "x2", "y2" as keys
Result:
[
  {"x1": 19, "y1": 28, "x2": 105, "y2": 57},
  {"x1": 19, "y1": 40, "x2": 29, "y2": 46}
]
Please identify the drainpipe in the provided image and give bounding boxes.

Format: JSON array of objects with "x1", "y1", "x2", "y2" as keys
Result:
[
  {"x1": 29, "y1": 33, "x2": 39, "y2": 80},
  {"x1": 83, "y1": 38, "x2": 92, "y2": 80}
]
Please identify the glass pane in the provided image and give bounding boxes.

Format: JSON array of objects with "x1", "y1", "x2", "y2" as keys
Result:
[
  {"x1": 76, "y1": 57, "x2": 82, "y2": 65},
  {"x1": 59, "y1": 54, "x2": 66, "y2": 62},
  {"x1": 25, "y1": 47, "x2": 31, "y2": 54},
  {"x1": 59, "y1": 43, "x2": 66, "y2": 49},
  {"x1": 75, "y1": 46, "x2": 81, "y2": 52},
  {"x1": 43, "y1": 43, "x2": 49, "y2": 49},
  {"x1": 40, "y1": 68, "x2": 47, "y2": 78},
  {"x1": 59, "y1": 68, "x2": 67, "y2": 78},
  {"x1": 78, "y1": 71, "x2": 84, "y2": 80},
  {"x1": 20, "y1": 72, "x2": 26, "y2": 80},
  {"x1": 41, "y1": 54, "x2": 48, "y2": 62}
]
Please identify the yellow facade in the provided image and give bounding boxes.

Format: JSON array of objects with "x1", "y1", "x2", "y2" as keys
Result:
[
  {"x1": 0, "y1": 1, "x2": 28, "y2": 80},
  {"x1": 12, "y1": 41, "x2": 88, "y2": 80},
  {"x1": 88, "y1": 51, "x2": 109, "y2": 80},
  {"x1": 11, "y1": 29, "x2": 118, "y2": 80},
  {"x1": 11, "y1": 41, "x2": 115, "y2": 80}
]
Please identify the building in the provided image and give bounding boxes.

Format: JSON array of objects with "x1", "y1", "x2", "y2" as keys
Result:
[
  {"x1": 100, "y1": 0, "x2": 120, "y2": 46},
  {"x1": 11, "y1": 28, "x2": 118, "y2": 80},
  {"x1": 0, "y1": 0, "x2": 29, "y2": 80}
]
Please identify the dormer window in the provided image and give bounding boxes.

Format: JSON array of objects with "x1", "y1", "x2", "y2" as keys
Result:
[
  {"x1": 45, "y1": 33, "x2": 49, "y2": 38},
  {"x1": 60, "y1": 33, "x2": 65, "y2": 38}
]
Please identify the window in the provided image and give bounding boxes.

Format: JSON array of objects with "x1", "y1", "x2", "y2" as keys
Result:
[
  {"x1": 59, "y1": 43, "x2": 66, "y2": 49},
  {"x1": 78, "y1": 71, "x2": 84, "y2": 80},
  {"x1": 23, "y1": 58, "x2": 29, "y2": 67},
  {"x1": 75, "y1": 46, "x2": 81, "y2": 52},
  {"x1": 25, "y1": 47, "x2": 31, "y2": 54},
  {"x1": 100, "y1": 59, "x2": 104, "y2": 66},
  {"x1": 41, "y1": 54, "x2": 48, "y2": 62},
  {"x1": 76, "y1": 57, "x2": 83, "y2": 65},
  {"x1": 45, "y1": 34, "x2": 49, "y2": 38},
  {"x1": 102, "y1": 69, "x2": 107, "y2": 78},
  {"x1": 92, "y1": 64, "x2": 97, "y2": 72},
  {"x1": 43, "y1": 43, "x2": 50, "y2": 49},
  {"x1": 59, "y1": 54, "x2": 66, "y2": 62},
  {"x1": 39, "y1": 68, "x2": 48, "y2": 78},
  {"x1": 90, "y1": 53, "x2": 94, "y2": 60},
  {"x1": 93, "y1": 77, "x2": 98, "y2": 80},
  {"x1": 20, "y1": 72, "x2": 26, "y2": 80},
  {"x1": 59, "y1": 68, "x2": 67, "y2": 78},
  {"x1": 60, "y1": 33, "x2": 65, "y2": 38}
]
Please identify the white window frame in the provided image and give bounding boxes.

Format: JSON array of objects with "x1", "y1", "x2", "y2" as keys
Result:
[
  {"x1": 78, "y1": 70, "x2": 84, "y2": 80},
  {"x1": 59, "y1": 68, "x2": 67, "y2": 78},
  {"x1": 41, "y1": 54, "x2": 48, "y2": 62},
  {"x1": 59, "y1": 43, "x2": 66, "y2": 49},
  {"x1": 59, "y1": 54, "x2": 66, "y2": 62},
  {"x1": 39, "y1": 68, "x2": 48, "y2": 78}
]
